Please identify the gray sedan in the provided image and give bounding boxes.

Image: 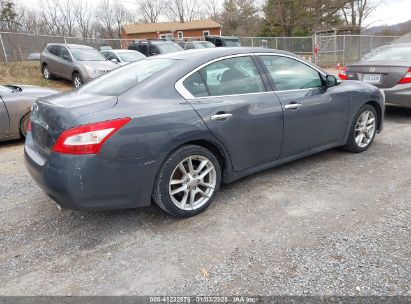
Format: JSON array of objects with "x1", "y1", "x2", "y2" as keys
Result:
[
  {"x1": 0, "y1": 85, "x2": 59, "y2": 142},
  {"x1": 340, "y1": 43, "x2": 411, "y2": 108},
  {"x1": 25, "y1": 48, "x2": 385, "y2": 217}
]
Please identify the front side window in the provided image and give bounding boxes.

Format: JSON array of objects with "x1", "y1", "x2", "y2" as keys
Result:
[
  {"x1": 195, "y1": 56, "x2": 265, "y2": 96},
  {"x1": 60, "y1": 47, "x2": 71, "y2": 61},
  {"x1": 260, "y1": 55, "x2": 323, "y2": 91},
  {"x1": 71, "y1": 48, "x2": 107, "y2": 61},
  {"x1": 79, "y1": 58, "x2": 176, "y2": 96}
]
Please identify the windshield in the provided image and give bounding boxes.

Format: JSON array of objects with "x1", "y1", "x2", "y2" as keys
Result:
[
  {"x1": 224, "y1": 39, "x2": 241, "y2": 47},
  {"x1": 361, "y1": 46, "x2": 411, "y2": 62},
  {"x1": 157, "y1": 43, "x2": 183, "y2": 54},
  {"x1": 118, "y1": 51, "x2": 146, "y2": 62},
  {"x1": 196, "y1": 41, "x2": 215, "y2": 48},
  {"x1": 78, "y1": 58, "x2": 176, "y2": 96},
  {"x1": 71, "y1": 48, "x2": 107, "y2": 61}
]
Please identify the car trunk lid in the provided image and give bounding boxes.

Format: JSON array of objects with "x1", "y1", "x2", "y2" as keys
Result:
[
  {"x1": 346, "y1": 61, "x2": 411, "y2": 88},
  {"x1": 30, "y1": 91, "x2": 117, "y2": 156}
]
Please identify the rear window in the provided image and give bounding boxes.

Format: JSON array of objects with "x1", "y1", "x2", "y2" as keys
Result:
[
  {"x1": 362, "y1": 46, "x2": 411, "y2": 62},
  {"x1": 78, "y1": 58, "x2": 175, "y2": 96}
]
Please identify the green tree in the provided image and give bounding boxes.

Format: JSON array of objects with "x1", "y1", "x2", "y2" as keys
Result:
[{"x1": 0, "y1": 1, "x2": 20, "y2": 31}]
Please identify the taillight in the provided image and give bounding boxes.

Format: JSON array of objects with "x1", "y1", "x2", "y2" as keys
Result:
[
  {"x1": 398, "y1": 68, "x2": 411, "y2": 84},
  {"x1": 338, "y1": 67, "x2": 348, "y2": 80},
  {"x1": 53, "y1": 118, "x2": 131, "y2": 155},
  {"x1": 27, "y1": 119, "x2": 32, "y2": 132}
]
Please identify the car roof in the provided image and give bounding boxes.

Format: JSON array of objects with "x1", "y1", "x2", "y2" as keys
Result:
[
  {"x1": 106, "y1": 49, "x2": 142, "y2": 53},
  {"x1": 47, "y1": 43, "x2": 94, "y2": 50},
  {"x1": 159, "y1": 47, "x2": 295, "y2": 61}
]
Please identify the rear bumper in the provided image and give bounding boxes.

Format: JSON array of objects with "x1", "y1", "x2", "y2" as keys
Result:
[
  {"x1": 24, "y1": 133, "x2": 161, "y2": 210},
  {"x1": 382, "y1": 83, "x2": 411, "y2": 108}
]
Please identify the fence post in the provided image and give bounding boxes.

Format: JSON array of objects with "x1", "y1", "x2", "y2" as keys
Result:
[
  {"x1": 251, "y1": 38, "x2": 254, "y2": 47},
  {"x1": 0, "y1": 33, "x2": 8, "y2": 63},
  {"x1": 343, "y1": 35, "x2": 346, "y2": 66}
]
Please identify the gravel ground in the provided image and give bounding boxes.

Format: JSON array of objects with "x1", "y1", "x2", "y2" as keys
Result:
[{"x1": 0, "y1": 106, "x2": 410, "y2": 296}]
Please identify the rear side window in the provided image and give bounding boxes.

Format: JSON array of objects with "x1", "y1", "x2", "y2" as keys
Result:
[
  {"x1": 183, "y1": 72, "x2": 208, "y2": 97},
  {"x1": 260, "y1": 55, "x2": 323, "y2": 91},
  {"x1": 79, "y1": 58, "x2": 175, "y2": 96},
  {"x1": 197, "y1": 56, "x2": 265, "y2": 96}
]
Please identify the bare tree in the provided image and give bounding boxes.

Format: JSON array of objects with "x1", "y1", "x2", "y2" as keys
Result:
[
  {"x1": 341, "y1": 0, "x2": 382, "y2": 32},
  {"x1": 137, "y1": 0, "x2": 164, "y2": 23},
  {"x1": 39, "y1": 0, "x2": 64, "y2": 35},
  {"x1": 95, "y1": 0, "x2": 133, "y2": 38},
  {"x1": 57, "y1": 0, "x2": 77, "y2": 36},
  {"x1": 73, "y1": 0, "x2": 94, "y2": 37},
  {"x1": 164, "y1": 0, "x2": 205, "y2": 22}
]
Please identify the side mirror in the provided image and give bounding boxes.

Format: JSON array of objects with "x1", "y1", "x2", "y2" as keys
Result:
[
  {"x1": 62, "y1": 54, "x2": 71, "y2": 61},
  {"x1": 111, "y1": 58, "x2": 118, "y2": 63},
  {"x1": 325, "y1": 75, "x2": 339, "y2": 87}
]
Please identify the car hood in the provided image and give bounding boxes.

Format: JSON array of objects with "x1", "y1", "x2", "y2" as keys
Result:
[{"x1": 81, "y1": 60, "x2": 118, "y2": 70}]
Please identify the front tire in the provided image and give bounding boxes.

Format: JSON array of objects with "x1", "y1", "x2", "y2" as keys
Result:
[
  {"x1": 42, "y1": 64, "x2": 53, "y2": 80},
  {"x1": 343, "y1": 104, "x2": 378, "y2": 153},
  {"x1": 153, "y1": 145, "x2": 221, "y2": 218},
  {"x1": 72, "y1": 73, "x2": 83, "y2": 88},
  {"x1": 20, "y1": 113, "x2": 30, "y2": 138}
]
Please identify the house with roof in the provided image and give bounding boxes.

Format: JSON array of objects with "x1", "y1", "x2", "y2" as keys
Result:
[{"x1": 121, "y1": 19, "x2": 222, "y2": 41}]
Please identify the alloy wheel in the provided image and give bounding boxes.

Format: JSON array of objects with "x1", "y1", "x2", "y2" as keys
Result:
[
  {"x1": 355, "y1": 110, "x2": 376, "y2": 148},
  {"x1": 43, "y1": 67, "x2": 50, "y2": 79},
  {"x1": 169, "y1": 155, "x2": 217, "y2": 211},
  {"x1": 73, "y1": 76, "x2": 82, "y2": 88}
]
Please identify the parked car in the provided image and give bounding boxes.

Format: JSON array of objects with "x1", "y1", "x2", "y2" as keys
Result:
[
  {"x1": 177, "y1": 40, "x2": 215, "y2": 50},
  {"x1": 25, "y1": 48, "x2": 384, "y2": 218},
  {"x1": 101, "y1": 49, "x2": 146, "y2": 65},
  {"x1": 339, "y1": 42, "x2": 411, "y2": 108},
  {"x1": 27, "y1": 53, "x2": 40, "y2": 61},
  {"x1": 40, "y1": 44, "x2": 118, "y2": 88},
  {"x1": 128, "y1": 40, "x2": 183, "y2": 56},
  {"x1": 205, "y1": 36, "x2": 241, "y2": 47},
  {"x1": 0, "y1": 85, "x2": 59, "y2": 142}
]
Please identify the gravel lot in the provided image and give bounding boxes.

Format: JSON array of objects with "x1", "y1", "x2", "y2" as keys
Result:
[{"x1": 0, "y1": 106, "x2": 410, "y2": 296}]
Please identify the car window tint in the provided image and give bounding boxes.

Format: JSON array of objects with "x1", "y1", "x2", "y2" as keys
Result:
[
  {"x1": 260, "y1": 55, "x2": 323, "y2": 91},
  {"x1": 60, "y1": 47, "x2": 70, "y2": 60},
  {"x1": 51, "y1": 46, "x2": 61, "y2": 56},
  {"x1": 183, "y1": 72, "x2": 208, "y2": 97},
  {"x1": 139, "y1": 44, "x2": 148, "y2": 56},
  {"x1": 199, "y1": 56, "x2": 265, "y2": 96}
]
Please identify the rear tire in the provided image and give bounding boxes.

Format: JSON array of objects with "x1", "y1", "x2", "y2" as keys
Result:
[
  {"x1": 72, "y1": 73, "x2": 83, "y2": 88},
  {"x1": 42, "y1": 64, "x2": 53, "y2": 80},
  {"x1": 343, "y1": 104, "x2": 378, "y2": 153},
  {"x1": 153, "y1": 145, "x2": 221, "y2": 218}
]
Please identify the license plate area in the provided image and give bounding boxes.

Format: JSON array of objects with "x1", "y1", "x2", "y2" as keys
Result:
[
  {"x1": 32, "y1": 123, "x2": 48, "y2": 148},
  {"x1": 363, "y1": 74, "x2": 381, "y2": 83}
]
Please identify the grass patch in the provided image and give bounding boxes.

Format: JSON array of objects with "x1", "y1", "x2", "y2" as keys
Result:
[{"x1": 0, "y1": 61, "x2": 72, "y2": 91}]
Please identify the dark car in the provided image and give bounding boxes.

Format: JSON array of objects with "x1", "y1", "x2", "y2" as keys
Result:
[
  {"x1": 339, "y1": 43, "x2": 411, "y2": 108},
  {"x1": 205, "y1": 36, "x2": 241, "y2": 47},
  {"x1": 25, "y1": 48, "x2": 384, "y2": 218},
  {"x1": 128, "y1": 40, "x2": 183, "y2": 56}
]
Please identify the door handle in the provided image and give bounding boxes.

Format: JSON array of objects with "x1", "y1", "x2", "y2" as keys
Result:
[
  {"x1": 210, "y1": 113, "x2": 233, "y2": 121},
  {"x1": 284, "y1": 103, "x2": 302, "y2": 110}
]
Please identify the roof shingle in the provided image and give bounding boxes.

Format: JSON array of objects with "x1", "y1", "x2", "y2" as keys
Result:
[{"x1": 122, "y1": 19, "x2": 221, "y2": 34}]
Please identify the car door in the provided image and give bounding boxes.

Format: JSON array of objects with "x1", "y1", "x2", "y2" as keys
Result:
[
  {"x1": 0, "y1": 94, "x2": 10, "y2": 137},
  {"x1": 258, "y1": 55, "x2": 349, "y2": 157},
  {"x1": 59, "y1": 46, "x2": 73, "y2": 78},
  {"x1": 178, "y1": 55, "x2": 284, "y2": 172}
]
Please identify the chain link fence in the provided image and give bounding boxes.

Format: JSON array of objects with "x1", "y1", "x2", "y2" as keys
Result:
[{"x1": 1, "y1": 31, "x2": 410, "y2": 67}]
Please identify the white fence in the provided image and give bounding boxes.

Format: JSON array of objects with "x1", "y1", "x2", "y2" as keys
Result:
[{"x1": 1, "y1": 31, "x2": 410, "y2": 67}]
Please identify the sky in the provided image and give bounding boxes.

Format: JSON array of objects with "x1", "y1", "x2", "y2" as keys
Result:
[{"x1": 18, "y1": 0, "x2": 411, "y2": 27}]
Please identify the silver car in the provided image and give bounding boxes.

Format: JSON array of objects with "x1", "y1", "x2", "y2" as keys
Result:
[
  {"x1": 101, "y1": 49, "x2": 146, "y2": 66},
  {"x1": 0, "y1": 85, "x2": 59, "y2": 142},
  {"x1": 340, "y1": 43, "x2": 411, "y2": 108},
  {"x1": 40, "y1": 44, "x2": 118, "y2": 88}
]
